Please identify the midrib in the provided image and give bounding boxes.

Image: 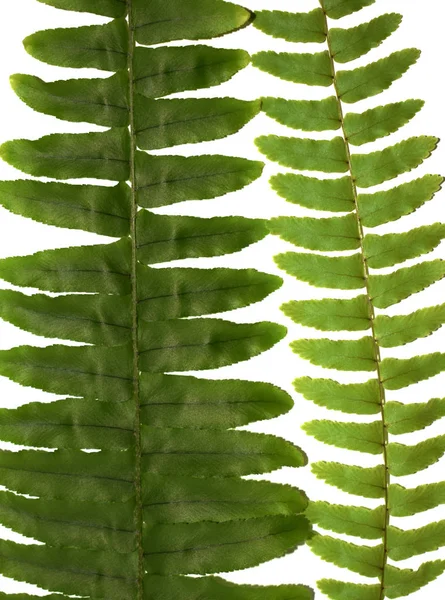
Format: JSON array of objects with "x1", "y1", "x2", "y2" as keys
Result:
[
  {"x1": 127, "y1": 2, "x2": 145, "y2": 598},
  {"x1": 320, "y1": 3, "x2": 390, "y2": 598}
]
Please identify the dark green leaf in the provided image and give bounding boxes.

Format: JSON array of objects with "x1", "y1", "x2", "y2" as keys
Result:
[
  {"x1": 134, "y1": 46, "x2": 250, "y2": 99},
  {"x1": 0, "y1": 290, "x2": 131, "y2": 345},
  {"x1": 330, "y1": 14, "x2": 402, "y2": 64},
  {"x1": 137, "y1": 267, "x2": 282, "y2": 320},
  {"x1": 270, "y1": 214, "x2": 359, "y2": 251},
  {"x1": 135, "y1": 97, "x2": 260, "y2": 150},
  {"x1": 283, "y1": 296, "x2": 371, "y2": 332},
  {"x1": 137, "y1": 211, "x2": 268, "y2": 264},
  {"x1": 276, "y1": 252, "x2": 365, "y2": 290},
  {"x1": 252, "y1": 51, "x2": 334, "y2": 87},
  {"x1": 0, "y1": 344, "x2": 133, "y2": 401},
  {"x1": 262, "y1": 97, "x2": 341, "y2": 132},
  {"x1": 24, "y1": 19, "x2": 129, "y2": 72},
  {"x1": 254, "y1": 9, "x2": 326, "y2": 43},
  {"x1": 351, "y1": 136, "x2": 438, "y2": 188},
  {"x1": 138, "y1": 319, "x2": 287, "y2": 372},
  {"x1": 132, "y1": 0, "x2": 252, "y2": 45},
  {"x1": 0, "y1": 179, "x2": 130, "y2": 237},
  {"x1": 11, "y1": 72, "x2": 129, "y2": 128},
  {"x1": 357, "y1": 175, "x2": 443, "y2": 227},
  {"x1": 135, "y1": 152, "x2": 263, "y2": 208},
  {"x1": 257, "y1": 136, "x2": 347, "y2": 173},
  {"x1": 37, "y1": 0, "x2": 126, "y2": 18},
  {"x1": 271, "y1": 174, "x2": 354, "y2": 212},
  {"x1": 140, "y1": 374, "x2": 294, "y2": 429},
  {"x1": 344, "y1": 100, "x2": 424, "y2": 147},
  {"x1": 0, "y1": 128, "x2": 130, "y2": 181},
  {"x1": 294, "y1": 377, "x2": 380, "y2": 415},
  {"x1": 0, "y1": 239, "x2": 131, "y2": 294},
  {"x1": 337, "y1": 49, "x2": 421, "y2": 104}
]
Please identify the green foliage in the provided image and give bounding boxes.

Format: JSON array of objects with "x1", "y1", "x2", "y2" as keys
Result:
[
  {"x1": 254, "y1": 1, "x2": 445, "y2": 598},
  {"x1": 0, "y1": 2, "x2": 312, "y2": 598}
]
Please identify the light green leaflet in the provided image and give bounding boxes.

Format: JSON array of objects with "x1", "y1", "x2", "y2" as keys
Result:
[
  {"x1": 254, "y1": 1, "x2": 445, "y2": 599},
  {"x1": 0, "y1": 1, "x2": 313, "y2": 599}
]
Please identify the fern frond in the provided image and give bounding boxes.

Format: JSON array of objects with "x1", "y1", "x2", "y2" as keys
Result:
[
  {"x1": 0, "y1": 1, "x2": 312, "y2": 598},
  {"x1": 254, "y1": 1, "x2": 445, "y2": 597}
]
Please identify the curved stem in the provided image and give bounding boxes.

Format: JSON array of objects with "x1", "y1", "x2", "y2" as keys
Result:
[
  {"x1": 320, "y1": 4, "x2": 390, "y2": 598},
  {"x1": 127, "y1": 2, "x2": 144, "y2": 598}
]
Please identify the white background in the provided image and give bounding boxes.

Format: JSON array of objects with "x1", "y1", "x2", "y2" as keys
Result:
[{"x1": 0, "y1": 0, "x2": 444, "y2": 597}]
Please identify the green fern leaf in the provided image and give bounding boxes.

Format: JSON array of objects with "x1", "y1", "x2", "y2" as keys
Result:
[
  {"x1": 292, "y1": 337, "x2": 376, "y2": 371},
  {"x1": 388, "y1": 437, "x2": 445, "y2": 476},
  {"x1": 375, "y1": 305, "x2": 445, "y2": 348},
  {"x1": 322, "y1": 0, "x2": 375, "y2": 20},
  {"x1": 344, "y1": 100, "x2": 424, "y2": 146},
  {"x1": 0, "y1": 1, "x2": 313, "y2": 596},
  {"x1": 318, "y1": 580, "x2": 380, "y2": 600},
  {"x1": 294, "y1": 377, "x2": 380, "y2": 415},
  {"x1": 276, "y1": 252, "x2": 365, "y2": 289},
  {"x1": 388, "y1": 521, "x2": 445, "y2": 561},
  {"x1": 386, "y1": 398, "x2": 445, "y2": 434},
  {"x1": 254, "y1": 9, "x2": 327, "y2": 43},
  {"x1": 307, "y1": 502, "x2": 385, "y2": 539},
  {"x1": 309, "y1": 535, "x2": 384, "y2": 577},
  {"x1": 385, "y1": 562, "x2": 445, "y2": 598},
  {"x1": 389, "y1": 483, "x2": 445, "y2": 517},
  {"x1": 271, "y1": 174, "x2": 355, "y2": 212},
  {"x1": 304, "y1": 420, "x2": 383, "y2": 454},
  {"x1": 312, "y1": 462, "x2": 386, "y2": 499},
  {"x1": 253, "y1": 51, "x2": 334, "y2": 86},
  {"x1": 262, "y1": 97, "x2": 341, "y2": 132},
  {"x1": 256, "y1": 136, "x2": 348, "y2": 172},
  {"x1": 381, "y1": 353, "x2": 445, "y2": 390},
  {"x1": 283, "y1": 296, "x2": 371, "y2": 332},
  {"x1": 330, "y1": 14, "x2": 402, "y2": 64}
]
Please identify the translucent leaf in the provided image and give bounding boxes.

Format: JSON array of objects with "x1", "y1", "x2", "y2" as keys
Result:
[
  {"x1": 282, "y1": 296, "x2": 371, "y2": 332},
  {"x1": 276, "y1": 252, "x2": 365, "y2": 290},
  {"x1": 381, "y1": 353, "x2": 445, "y2": 390},
  {"x1": 252, "y1": 51, "x2": 334, "y2": 87},
  {"x1": 11, "y1": 73, "x2": 129, "y2": 128},
  {"x1": 0, "y1": 239, "x2": 131, "y2": 294},
  {"x1": 0, "y1": 129, "x2": 130, "y2": 181},
  {"x1": 369, "y1": 260, "x2": 445, "y2": 309},
  {"x1": 385, "y1": 561, "x2": 445, "y2": 599},
  {"x1": 294, "y1": 377, "x2": 380, "y2": 415},
  {"x1": 254, "y1": 9, "x2": 327, "y2": 43},
  {"x1": 375, "y1": 305, "x2": 445, "y2": 348},
  {"x1": 304, "y1": 420, "x2": 383, "y2": 454},
  {"x1": 0, "y1": 179, "x2": 131, "y2": 237},
  {"x1": 322, "y1": 0, "x2": 376, "y2": 20},
  {"x1": 270, "y1": 214, "x2": 359, "y2": 252},
  {"x1": 386, "y1": 398, "x2": 445, "y2": 435},
  {"x1": 389, "y1": 482, "x2": 445, "y2": 517},
  {"x1": 357, "y1": 175, "x2": 443, "y2": 228},
  {"x1": 312, "y1": 462, "x2": 386, "y2": 499},
  {"x1": 132, "y1": 0, "x2": 252, "y2": 45},
  {"x1": 271, "y1": 174, "x2": 354, "y2": 212},
  {"x1": 364, "y1": 224, "x2": 445, "y2": 269},
  {"x1": 134, "y1": 46, "x2": 250, "y2": 99},
  {"x1": 262, "y1": 97, "x2": 341, "y2": 132},
  {"x1": 388, "y1": 436, "x2": 445, "y2": 476},
  {"x1": 318, "y1": 580, "x2": 380, "y2": 600},
  {"x1": 291, "y1": 337, "x2": 376, "y2": 372},
  {"x1": 344, "y1": 100, "x2": 424, "y2": 147},
  {"x1": 137, "y1": 212, "x2": 268, "y2": 264},
  {"x1": 309, "y1": 535, "x2": 384, "y2": 577},
  {"x1": 256, "y1": 136, "x2": 348, "y2": 173},
  {"x1": 135, "y1": 97, "x2": 260, "y2": 150},
  {"x1": 351, "y1": 136, "x2": 438, "y2": 189},
  {"x1": 307, "y1": 502, "x2": 385, "y2": 540},
  {"x1": 388, "y1": 521, "x2": 445, "y2": 561},
  {"x1": 138, "y1": 319, "x2": 287, "y2": 373},
  {"x1": 337, "y1": 49, "x2": 421, "y2": 104},
  {"x1": 135, "y1": 153, "x2": 263, "y2": 208},
  {"x1": 23, "y1": 19, "x2": 129, "y2": 72},
  {"x1": 330, "y1": 14, "x2": 402, "y2": 64}
]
